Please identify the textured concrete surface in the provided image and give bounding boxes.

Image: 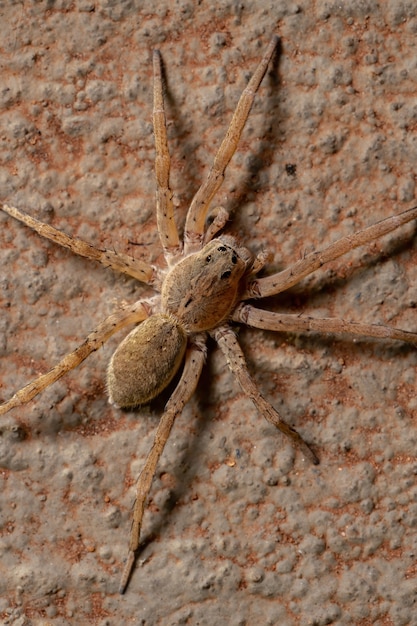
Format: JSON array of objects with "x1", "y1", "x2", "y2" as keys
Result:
[{"x1": 1, "y1": 1, "x2": 417, "y2": 625}]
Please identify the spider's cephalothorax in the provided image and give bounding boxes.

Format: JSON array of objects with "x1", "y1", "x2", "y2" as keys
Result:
[
  {"x1": 1, "y1": 36, "x2": 417, "y2": 594},
  {"x1": 161, "y1": 238, "x2": 251, "y2": 332}
]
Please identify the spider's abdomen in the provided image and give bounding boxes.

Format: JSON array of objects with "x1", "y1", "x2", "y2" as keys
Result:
[
  {"x1": 161, "y1": 239, "x2": 248, "y2": 332},
  {"x1": 107, "y1": 314, "x2": 186, "y2": 408}
]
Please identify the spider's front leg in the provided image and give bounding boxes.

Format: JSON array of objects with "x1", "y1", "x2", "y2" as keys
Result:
[
  {"x1": 184, "y1": 36, "x2": 279, "y2": 254},
  {"x1": 213, "y1": 325, "x2": 319, "y2": 465},
  {"x1": 119, "y1": 334, "x2": 207, "y2": 594}
]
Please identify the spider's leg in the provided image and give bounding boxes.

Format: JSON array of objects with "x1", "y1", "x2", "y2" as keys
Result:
[
  {"x1": 213, "y1": 325, "x2": 318, "y2": 465},
  {"x1": 1, "y1": 204, "x2": 158, "y2": 284},
  {"x1": 119, "y1": 333, "x2": 207, "y2": 594},
  {"x1": 244, "y1": 205, "x2": 417, "y2": 299},
  {"x1": 233, "y1": 304, "x2": 417, "y2": 345},
  {"x1": 153, "y1": 50, "x2": 181, "y2": 266},
  {"x1": 0, "y1": 299, "x2": 152, "y2": 417},
  {"x1": 184, "y1": 36, "x2": 279, "y2": 255}
]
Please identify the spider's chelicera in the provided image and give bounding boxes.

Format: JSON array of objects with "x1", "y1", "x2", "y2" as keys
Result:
[{"x1": 1, "y1": 36, "x2": 417, "y2": 594}]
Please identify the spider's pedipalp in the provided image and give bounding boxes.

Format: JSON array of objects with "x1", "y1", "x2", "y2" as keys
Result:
[
  {"x1": 244, "y1": 205, "x2": 417, "y2": 300},
  {"x1": 213, "y1": 324, "x2": 319, "y2": 465},
  {"x1": 233, "y1": 304, "x2": 417, "y2": 346},
  {"x1": 203, "y1": 206, "x2": 230, "y2": 244},
  {"x1": 119, "y1": 333, "x2": 207, "y2": 594},
  {"x1": 0, "y1": 299, "x2": 152, "y2": 417},
  {"x1": 1, "y1": 204, "x2": 158, "y2": 284},
  {"x1": 183, "y1": 35, "x2": 279, "y2": 255},
  {"x1": 153, "y1": 50, "x2": 182, "y2": 265}
]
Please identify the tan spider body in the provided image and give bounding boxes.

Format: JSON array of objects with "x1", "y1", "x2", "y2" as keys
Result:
[
  {"x1": 107, "y1": 237, "x2": 248, "y2": 407},
  {"x1": 1, "y1": 36, "x2": 417, "y2": 594}
]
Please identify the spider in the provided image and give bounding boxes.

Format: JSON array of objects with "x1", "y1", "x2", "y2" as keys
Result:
[{"x1": 1, "y1": 35, "x2": 417, "y2": 595}]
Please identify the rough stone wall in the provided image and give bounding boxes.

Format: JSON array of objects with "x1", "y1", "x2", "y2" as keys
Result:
[{"x1": 1, "y1": 2, "x2": 417, "y2": 624}]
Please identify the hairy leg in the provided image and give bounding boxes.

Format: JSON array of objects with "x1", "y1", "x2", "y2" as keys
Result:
[
  {"x1": 119, "y1": 334, "x2": 207, "y2": 594},
  {"x1": 213, "y1": 324, "x2": 318, "y2": 465},
  {"x1": 153, "y1": 50, "x2": 182, "y2": 264},
  {"x1": 184, "y1": 36, "x2": 279, "y2": 254},
  {"x1": 244, "y1": 205, "x2": 417, "y2": 299},
  {"x1": 1, "y1": 203, "x2": 158, "y2": 284},
  {"x1": 233, "y1": 303, "x2": 417, "y2": 345},
  {"x1": 0, "y1": 299, "x2": 153, "y2": 417}
]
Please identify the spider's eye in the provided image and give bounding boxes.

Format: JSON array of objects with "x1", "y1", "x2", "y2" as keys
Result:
[
  {"x1": 206, "y1": 255, "x2": 212, "y2": 262},
  {"x1": 231, "y1": 254, "x2": 237, "y2": 264},
  {"x1": 217, "y1": 246, "x2": 227, "y2": 252},
  {"x1": 221, "y1": 270, "x2": 232, "y2": 279}
]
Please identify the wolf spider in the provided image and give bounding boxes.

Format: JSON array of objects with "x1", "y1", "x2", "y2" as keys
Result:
[{"x1": 1, "y1": 35, "x2": 417, "y2": 594}]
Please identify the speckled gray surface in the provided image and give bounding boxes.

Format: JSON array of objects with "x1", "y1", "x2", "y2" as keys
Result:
[{"x1": 1, "y1": 1, "x2": 417, "y2": 625}]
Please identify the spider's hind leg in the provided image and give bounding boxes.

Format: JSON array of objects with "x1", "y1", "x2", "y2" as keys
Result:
[
  {"x1": 119, "y1": 333, "x2": 207, "y2": 594},
  {"x1": 213, "y1": 324, "x2": 319, "y2": 465},
  {"x1": 0, "y1": 300, "x2": 152, "y2": 418}
]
